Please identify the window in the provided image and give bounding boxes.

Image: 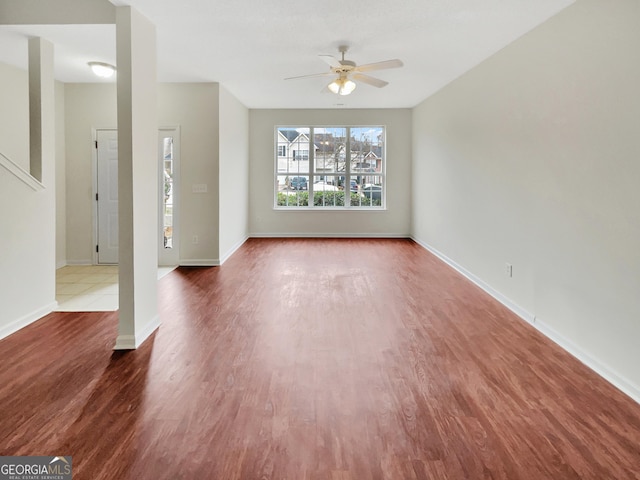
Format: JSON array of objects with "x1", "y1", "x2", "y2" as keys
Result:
[
  {"x1": 293, "y1": 149, "x2": 308, "y2": 161},
  {"x1": 161, "y1": 136, "x2": 174, "y2": 249},
  {"x1": 275, "y1": 126, "x2": 385, "y2": 208}
]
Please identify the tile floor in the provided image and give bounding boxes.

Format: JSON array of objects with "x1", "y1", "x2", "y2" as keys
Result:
[{"x1": 55, "y1": 265, "x2": 176, "y2": 312}]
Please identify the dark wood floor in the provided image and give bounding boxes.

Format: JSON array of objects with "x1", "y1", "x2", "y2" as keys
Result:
[{"x1": 1, "y1": 238, "x2": 639, "y2": 479}]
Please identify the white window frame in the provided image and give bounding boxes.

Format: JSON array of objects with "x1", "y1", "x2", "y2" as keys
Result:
[{"x1": 274, "y1": 125, "x2": 386, "y2": 210}]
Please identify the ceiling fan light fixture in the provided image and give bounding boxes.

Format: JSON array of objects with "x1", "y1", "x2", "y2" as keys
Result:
[
  {"x1": 327, "y1": 81, "x2": 340, "y2": 94},
  {"x1": 328, "y1": 77, "x2": 356, "y2": 96},
  {"x1": 341, "y1": 79, "x2": 356, "y2": 95},
  {"x1": 88, "y1": 61, "x2": 116, "y2": 78}
]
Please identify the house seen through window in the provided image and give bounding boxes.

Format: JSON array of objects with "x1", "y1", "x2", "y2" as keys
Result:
[{"x1": 275, "y1": 126, "x2": 385, "y2": 208}]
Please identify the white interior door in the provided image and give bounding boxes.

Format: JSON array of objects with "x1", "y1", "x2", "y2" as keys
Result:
[{"x1": 96, "y1": 129, "x2": 119, "y2": 264}]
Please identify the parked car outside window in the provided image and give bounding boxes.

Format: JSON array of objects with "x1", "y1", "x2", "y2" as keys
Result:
[
  {"x1": 290, "y1": 176, "x2": 308, "y2": 190},
  {"x1": 361, "y1": 184, "x2": 382, "y2": 201}
]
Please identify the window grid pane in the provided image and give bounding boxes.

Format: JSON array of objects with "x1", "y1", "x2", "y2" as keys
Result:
[
  {"x1": 313, "y1": 175, "x2": 343, "y2": 207},
  {"x1": 162, "y1": 136, "x2": 174, "y2": 248},
  {"x1": 275, "y1": 126, "x2": 384, "y2": 209}
]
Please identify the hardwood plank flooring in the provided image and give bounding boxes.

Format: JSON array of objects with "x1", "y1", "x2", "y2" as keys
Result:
[{"x1": 1, "y1": 238, "x2": 639, "y2": 479}]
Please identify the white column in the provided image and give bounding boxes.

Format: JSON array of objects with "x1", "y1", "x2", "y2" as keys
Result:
[
  {"x1": 114, "y1": 6, "x2": 159, "y2": 349},
  {"x1": 28, "y1": 36, "x2": 57, "y2": 305},
  {"x1": 28, "y1": 37, "x2": 54, "y2": 183}
]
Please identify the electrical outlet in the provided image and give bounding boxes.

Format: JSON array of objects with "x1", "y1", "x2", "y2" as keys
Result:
[
  {"x1": 505, "y1": 263, "x2": 513, "y2": 278},
  {"x1": 192, "y1": 235, "x2": 199, "y2": 244}
]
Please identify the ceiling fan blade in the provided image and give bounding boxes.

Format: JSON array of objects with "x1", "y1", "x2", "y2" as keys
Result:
[
  {"x1": 318, "y1": 54, "x2": 341, "y2": 68},
  {"x1": 352, "y1": 73, "x2": 388, "y2": 88},
  {"x1": 284, "y1": 72, "x2": 334, "y2": 81},
  {"x1": 355, "y1": 59, "x2": 403, "y2": 72}
]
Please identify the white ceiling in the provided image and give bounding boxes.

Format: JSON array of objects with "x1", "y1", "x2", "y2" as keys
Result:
[{"x1": 0, "y1": 0, "x2": 575, "y2": 109}]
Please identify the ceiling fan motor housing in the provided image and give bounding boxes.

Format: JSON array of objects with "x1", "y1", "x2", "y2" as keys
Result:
[{"x1": 334, "y1": 60, "x2": 356, "y2": 74}]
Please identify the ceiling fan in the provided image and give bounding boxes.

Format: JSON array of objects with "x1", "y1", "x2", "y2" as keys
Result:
[{"x1": 285, "y1": 46, "x2": 403, "y2": 96}]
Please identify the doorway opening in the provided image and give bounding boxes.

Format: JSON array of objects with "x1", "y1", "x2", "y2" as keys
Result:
[
  {"x1": 93, "y1": 127, "x2": 181, "y2": 266},
  {"x1": 55, "y1": 128, "x2": 180, "y2": 312}
]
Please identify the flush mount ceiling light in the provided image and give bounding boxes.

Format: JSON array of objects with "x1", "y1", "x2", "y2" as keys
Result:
[{"x1": 88, "y1": 61, "x2": 116, "y2": 78}]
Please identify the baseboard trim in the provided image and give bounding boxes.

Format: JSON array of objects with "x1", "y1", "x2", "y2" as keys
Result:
[
  {"x1": 113, "y1": 314, "x2": 160, "y2": 350},
  {"x1": 65, "y1": 260, "x2": 93, "y2": 266},
  {"x1": 0, "y1": 302, "x2": 57, "y2": 341},
  {"x1": 412, "y1": 236, "x2": 640, "y2": 405},
  {"x1": 220, "y1": 236, "x2": 249, "y2": 265},
  {"x1": 179, "y1": 259, "x2": 220, "y2": 267},
  {"x1": 532, "y1": 316, "x2": 640, "y2": 404},
  {"x1": 412, "y1": 237, "x2": 533, "y2": 322},
  {"x1": 0, "y1": 151, "x2": 45, "y2": 191},
  {"x1": 136, "y1": 314, "x2": 161, "y2": 348},
  {"x1": 113, "y1": 335, "x2": 136, "y2": 350},
  {"x1": 249, "y1": 232, "x2": 411, "y2": 239}
]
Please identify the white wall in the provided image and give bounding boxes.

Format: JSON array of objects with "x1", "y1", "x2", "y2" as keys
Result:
[
  {"x1": 249, "y1": 109, "x2": 412, "y2": 236},
  {"x1": 64, "y1": 83, "x2": 117, "y2": 264},
  {"x1": 65, "y1": 82, "x2": 220, "y2": 265},
  {"x1": 219, "y1": 86, "x2": 249, "y2": 262},
  {"x1": 412, "y1": 0, "x2": 640, "y2": 400},
  {"x1": 157, "y1": 83, "x2": 219, "y2": 265},
  {"x1": 0, "y1": 61, "x2": 57, "y2": 339}
]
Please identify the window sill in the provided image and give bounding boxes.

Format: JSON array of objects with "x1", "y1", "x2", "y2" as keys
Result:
[{"x1": 273, "y1": 206, "x2": 387, "y2": 211}]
